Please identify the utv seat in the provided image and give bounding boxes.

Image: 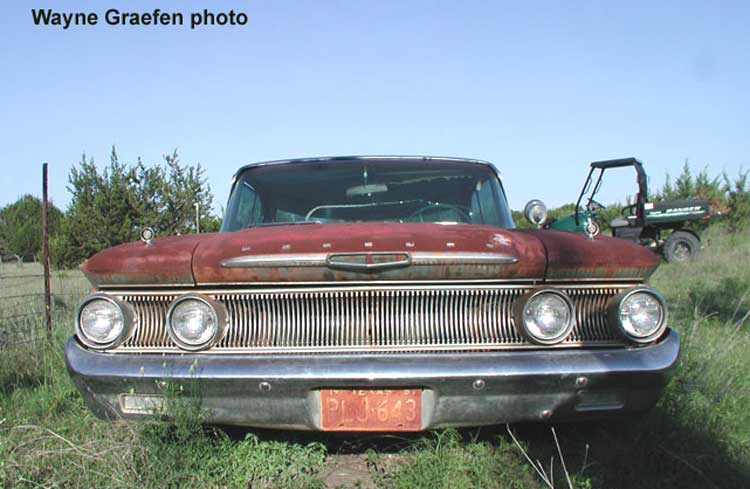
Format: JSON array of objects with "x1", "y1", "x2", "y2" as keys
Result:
[{"x1": 609, "y1": 217, "x2": 632, "y2": 228}]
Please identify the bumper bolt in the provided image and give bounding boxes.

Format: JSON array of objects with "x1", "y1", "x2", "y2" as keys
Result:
[
  {"x1": 473, "y1": 379, "x2": 485, "y2": 390},
  {"x1": 575, "y1": 376, "x2": 588, "y2": 388},
  {"x1": 259, "y1": 381, "x2": 272, "y2": 391}
]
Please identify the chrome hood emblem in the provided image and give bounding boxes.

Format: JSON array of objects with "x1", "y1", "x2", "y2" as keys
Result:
[{"x1": 326, "y1": 252, "x2": 411, "y2": 271}]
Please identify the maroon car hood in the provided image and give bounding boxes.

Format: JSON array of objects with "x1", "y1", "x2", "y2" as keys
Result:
[
  {"x1": 524, "y1": 230, "x2": 660, "y2": 280},
  {"x1": 81, "y1": 223, "x2": 659, "y2": 287},
  {"x1": 81, "y1": 234, "x2": 204, "y2": 287},
  {"x1": 192, "y1": 223, "x2": 545, "y2": 284}
]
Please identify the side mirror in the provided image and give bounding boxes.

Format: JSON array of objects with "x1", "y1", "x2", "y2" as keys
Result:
[
  {"x1": 140, "y1": 227, "x2": 156, "y2": 245},
  {"x1": 524, "y1": 200, "x2": 548, "y2": 228}
]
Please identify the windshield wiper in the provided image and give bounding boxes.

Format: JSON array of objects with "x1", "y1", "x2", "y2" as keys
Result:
[{"x1": 246, "y1": 220, "x2": 322, "y2": 228}]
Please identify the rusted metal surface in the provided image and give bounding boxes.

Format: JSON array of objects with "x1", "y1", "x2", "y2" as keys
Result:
[
  {"x1": 80, "y1": 234, "x2": 205, "y2": 287},
  {"x1": 192, "y1": 223, "x2": 546, "y2": 284},
  {"x1": 108, "y1": 284, "x2": 627, "y2": 354},
  {"x1": 80, "y1": 224, "x2": 659, "y2": 288},
  {"x1": 320, "y1": 389, "x2": 422, "y2": 431},
  {"x1": 526, "y1": 230, "x2": 660, "y2": 280}
]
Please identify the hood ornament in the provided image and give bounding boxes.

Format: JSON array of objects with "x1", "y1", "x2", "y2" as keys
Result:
[{"x1": 583, "y1": 217, "x2": 600, "y2": 239}]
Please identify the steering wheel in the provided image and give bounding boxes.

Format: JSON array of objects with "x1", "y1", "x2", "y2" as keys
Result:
[
  {"x1": 407, "y1": 203, "x2": 472, "y2": 223},
  {"x1": 586, "y1": 199, "x2": 605, "y2": 212},
  {"x1": 621, "y1": 203, "x2": 637, "y2": 216}
]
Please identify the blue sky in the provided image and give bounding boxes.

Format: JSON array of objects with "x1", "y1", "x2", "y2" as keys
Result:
[{"x1": 1, "y1": 0, "x2": 748, "y2": 212}]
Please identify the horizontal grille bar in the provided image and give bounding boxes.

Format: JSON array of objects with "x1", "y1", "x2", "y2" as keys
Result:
[{"x1": 114, "y1": 285, "x2": 627, "y2": 354}]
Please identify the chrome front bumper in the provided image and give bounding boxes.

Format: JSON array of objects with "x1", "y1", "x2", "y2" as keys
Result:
[{"x1": 65, "y1": 329, "x2": 680, "y2": 430}]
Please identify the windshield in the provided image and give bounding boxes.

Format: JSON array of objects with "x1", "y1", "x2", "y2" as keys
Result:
[{"x1": 221, "y1": 159, "x2": 514, "y2": 231}]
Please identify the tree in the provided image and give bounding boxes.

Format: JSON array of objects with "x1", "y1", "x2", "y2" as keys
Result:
[
  {"x1": 132, "y1": 150, "x2": 215, "y2": 236},
  {"x1": 724, "y1": 169, "x2": 750, "y2": 232},
  {"x1": 52, "y1": 147, "x2": 219, "y2": 268},
  {"x1": 0, "y1": 195, "x2": 62, "y2": 260},
  {"x1": 659, "y1": 161, "x2": 724, "y2": 206}
]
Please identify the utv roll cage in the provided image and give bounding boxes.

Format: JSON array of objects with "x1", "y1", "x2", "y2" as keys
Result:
[{"x1": 575, "y1": 157, "x2": 648, "y2": 227}]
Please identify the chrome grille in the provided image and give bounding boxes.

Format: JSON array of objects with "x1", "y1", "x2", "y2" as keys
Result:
[{"x1": 114, "y1": 285, "x2": 627, "y2": 353}]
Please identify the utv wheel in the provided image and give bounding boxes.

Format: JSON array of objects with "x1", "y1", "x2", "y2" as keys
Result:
[{"x1": 663, "y1": 231, "x2": 700, "y2": 262}]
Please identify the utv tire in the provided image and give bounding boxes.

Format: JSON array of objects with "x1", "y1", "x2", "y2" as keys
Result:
[{"x1": 663, "y1": 231, "x2": 700, "y2": 262}]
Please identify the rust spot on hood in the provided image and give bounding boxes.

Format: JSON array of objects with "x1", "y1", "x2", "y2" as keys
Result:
[
  {"x1": 192, "y1": 223, "x2": 546, "y2": 284},
  {"x1": 523, "y1": 230, "x2": 660, "y2": 280},
  {"x1": 80, "y1": 234, "x2": 206, "y2": 287}
]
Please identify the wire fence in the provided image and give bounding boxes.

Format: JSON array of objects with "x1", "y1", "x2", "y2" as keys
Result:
[{"x1": 0, "y1": 265, "x2": 90, "y2": 350}]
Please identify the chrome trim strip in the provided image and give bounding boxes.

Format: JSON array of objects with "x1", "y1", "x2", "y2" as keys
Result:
[
  {"x1": 545, "y1": 277, "x2": 648, "y2": 283},
  {"x1": 98, "y1": 283, "x2": 196, "y2": 289},
  {"x1": 113, "y1": 341, "x2": 626, "y2": 355},
  {"x1": 103, "y1": 283, "x2": 636, "y2": 297},
  {"x1": 410, "y1": 252, "x2": 518, "y2": 265},
  {"x1": 97, "y1": 279, "x2": 541, "y2": 289},
  {"x1": 221, "y1": 253, "x2": 328, "y2": 268},
  {"x1": 233, "y1": 155, "x2": 497, "y2": 179},
  {"x1": 220, "y1": 251, "x2": 518, "y2": 269},
  {"x1": 97, "y1": 278, "x2": 643, "y2": 293},
  {"x1": 97, "y1": 278, "x2": 645, "y2": 289}
]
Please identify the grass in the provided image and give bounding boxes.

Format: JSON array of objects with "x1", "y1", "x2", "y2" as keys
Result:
[
  {"x1": 1, "y1": 226, "x2": 749, "y2": 488},
  {"x1": 0, "y1": 328, "x2": 328, "y2": 488}
]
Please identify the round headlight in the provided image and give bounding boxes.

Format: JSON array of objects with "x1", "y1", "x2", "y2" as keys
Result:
[
  {"x1": 513, "y1": 289, "x2": 575, "y2": 345},
  {"x1": 76, "y1": 295, "x2": 135, "y2": 350},
  {"x1": 167, "y1": 295, "x2": 227, "y2": 351},
  {"x1": 610, "y1": 288, "x2": 667, "y2": 343}
]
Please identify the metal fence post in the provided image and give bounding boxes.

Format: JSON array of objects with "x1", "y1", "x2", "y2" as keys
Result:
[{"x1": 42, "y1": 163, "x2": 52, "y2": 337}]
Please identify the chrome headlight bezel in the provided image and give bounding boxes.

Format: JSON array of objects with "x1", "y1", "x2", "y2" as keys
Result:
[
  {"x1": 75, "y1": 294, "x2": 137, "y2": 350},
  {"x1": 513, "y1": 288, "x2": 576, "y2": 345},
  {"x1": 166, "y1": 294, "x2": 228, "y2": 351},
  {"x1": 608, "y1": 287, "x2": 668, "y2": 344}
]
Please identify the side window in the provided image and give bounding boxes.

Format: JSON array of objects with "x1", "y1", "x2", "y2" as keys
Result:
[
  {"x1": 234, "y1": 182, "x2": 262, "y2": 228},
  {"x1": 470, "y1": 180, "x2": 500, "y2": 225}
]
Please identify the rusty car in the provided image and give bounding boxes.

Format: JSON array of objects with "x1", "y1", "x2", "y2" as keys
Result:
[{"x1": 65, "y1": 156, "x2": 679, "y2": 431}]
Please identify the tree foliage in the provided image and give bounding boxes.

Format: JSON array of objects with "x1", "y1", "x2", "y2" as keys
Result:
[
  {"x1": 51, "y1": 147, "x2": 218, "y2": 268},
  {"x1": 658, "y1": 161, "x2": 725, "y2": 212},
  {"x1": 723, "y1": 169, "x2": 750, "y2": 232},
  {"x1": 0, "y1": 195, "x2": 62, "y2": 260}
]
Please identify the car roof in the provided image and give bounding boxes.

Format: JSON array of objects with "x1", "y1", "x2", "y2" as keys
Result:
[{"x1": 233, "y1": 155, "x2": 498, "y2": 178}]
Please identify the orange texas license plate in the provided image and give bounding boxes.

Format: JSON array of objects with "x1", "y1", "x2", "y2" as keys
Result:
[{"x1": 320, "y1": 389, "x2": 422, "y2": 432}]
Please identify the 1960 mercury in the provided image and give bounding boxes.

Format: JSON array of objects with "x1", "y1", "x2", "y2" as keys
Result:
[{"x1": 65, "y1": 156, "x2": 679, "y2": 431}]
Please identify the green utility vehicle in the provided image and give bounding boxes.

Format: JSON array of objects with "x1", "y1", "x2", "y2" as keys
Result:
[{"x1": 524, "y1": 158, "x2": 711, "y2": 262}]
